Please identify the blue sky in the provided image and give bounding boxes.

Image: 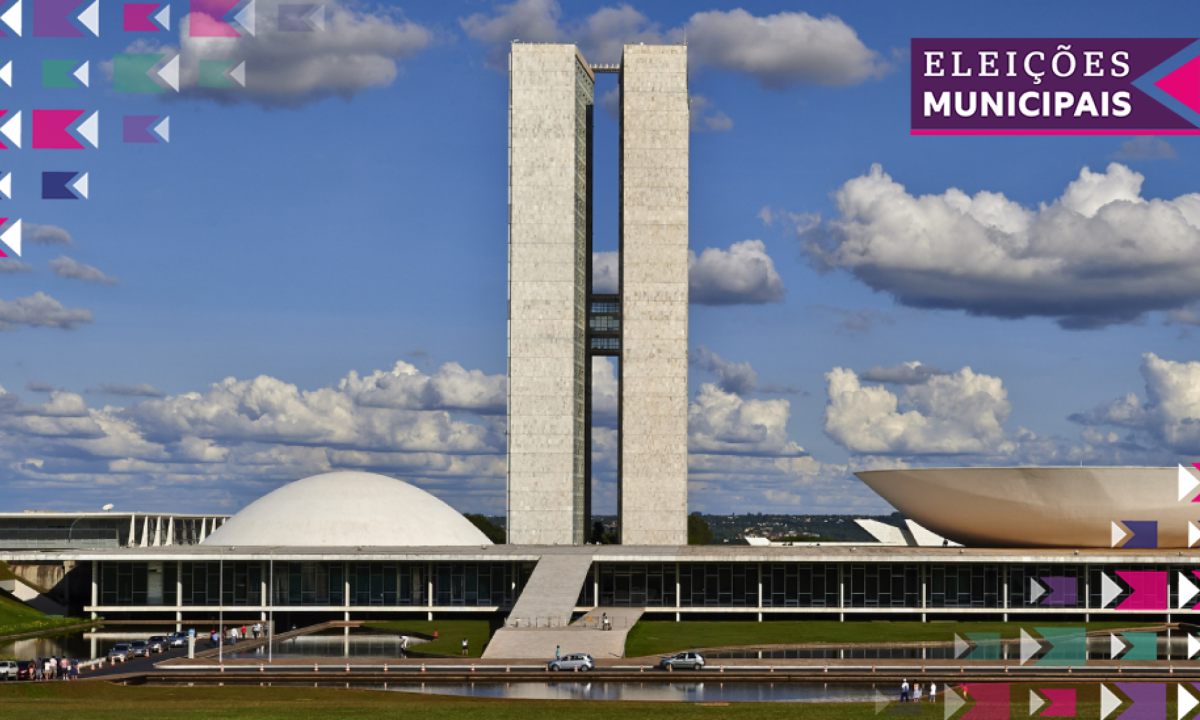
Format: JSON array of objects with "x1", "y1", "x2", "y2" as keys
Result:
[{"x1": 3, "y1": 0, "x2": 1200, "y2": 516}]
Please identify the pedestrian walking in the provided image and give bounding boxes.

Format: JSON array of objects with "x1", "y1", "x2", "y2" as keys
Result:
[
  {"x1": 461, "y1": 638, "x2": 469, "y2": 656},
  {"x1": 555, "y1": 645, "x2": 561, "y2": 660},
  {"x1": 914, "y1": 683, "x2": 922, "y2": 704},
  {"x1": 929, "y1": 681, "x2": 937, "y2": 703},
  {"x1": 70, "y1": 661, "x2": 79, "y2": 681},
  {"x1": 34, "y1": 661, "x2": 43, "y2": 681},
  {"x1": 59, "y1": 656, "x2": 69, "y2": 680},
  {"x1": 400, "y1": 636, "x2": 409, "y2": 651},
  {"x1": 900, "y1": 678, "x2": 909, "y2": 702}
]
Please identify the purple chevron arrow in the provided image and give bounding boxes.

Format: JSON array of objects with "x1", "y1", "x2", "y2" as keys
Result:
[
  {"x1": 1114, "y1": 683, "x2": 1165, "y2": 720},
  {"x1": 1040, "y1": 577, "x2": 1077, "y2": 606},
  {"x1": 124, "y1": 115, "x2": 158, "y2": 143}
]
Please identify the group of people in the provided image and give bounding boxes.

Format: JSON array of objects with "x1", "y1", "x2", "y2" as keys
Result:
[
  {"x1": 209, "y1": 623, "x2": 267, "y2": 647},
  {"x1": 899, "y1": 679, "x2": 936, "y2": 703},
  {"x1": 30, "y1": 656, "x2": 79, "y2": 681}
]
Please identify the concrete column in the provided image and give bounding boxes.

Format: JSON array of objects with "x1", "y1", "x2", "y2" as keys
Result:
[
  {"x1": 166, "y1": 517, "x2": 175, "y2": 546},
  {"x1": 90, "y1": 560, "x2": 98, "y2": 619},
  {"x1": 261, "y1": 563, "x2": 267, "y2": 619},
  {"x1": 838, "y1": 562, "x2": 845, "y2": 622},
  {"x1": 1085, "y1": 564, "x2": 1091, "y2": 622},
  {"x1": 427, "y1": 562, "x2": 434, "y2": 621},
  {"x1": 344, "y1": 562, "x2": 351, "y2": 610},
  {"x1": 176, "y1": 611, "x2": 182, "y2": 632},
  {"x1": 675, "y1": 562, "x2": 680, "y2": 612},
  {"x1": 593, "y1": 564, "x2": 599, "y2": 607},
  {"x1": 128, "y1": 515, "x2": 136, "y2": 547},
  {"x1": 140, "y1": 516, "x2": 150, "y2": 547},
  {"x1": 153, "y1": 517, "x2": 162, "y2": 546},
  {"x1": 1002, "y1": 564, "x2": 1009, "y2": 610},
  {"x1": 921, "y1": 564, "x2": 928, "y2": 610},
  {"x1": 176, "y1": 560, "x2": 183, "y2": 612},
  {"x1": 756, "y1": 562, "x2": 763, "y2": 621},
  {"x1": 199, "y1": 519, "x2": 207, "y2": 543}
]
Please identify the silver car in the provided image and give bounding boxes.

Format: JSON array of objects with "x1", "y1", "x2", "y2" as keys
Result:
[
  {"x1": 659, "y1": 651, "x2": 705, "y2": 670},
  {"x1": 547, "y1": 653, "x2": 594, "y2": 672},
  {"x1": 108, "y1": 644, "x2": 132, "y2": 663}
]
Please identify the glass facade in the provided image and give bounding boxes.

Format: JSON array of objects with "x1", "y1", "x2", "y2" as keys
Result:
[{"x1": 94, "y1": 559, "x2": 1192, "y2": 616}]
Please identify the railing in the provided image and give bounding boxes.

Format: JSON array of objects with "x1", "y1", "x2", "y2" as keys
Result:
[{"x1": 0, "y1": 529, "x2": 121, "y2": 549}]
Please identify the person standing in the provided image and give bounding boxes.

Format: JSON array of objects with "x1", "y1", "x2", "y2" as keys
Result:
[
  {"x1": 601, "y1": 612, "x2": 607, "y2": 630},
  {"x1": 900, "y1": 678, "x2": 909, "y2": 702},
  {"x1": 914, "y1": 683, "x2": 922, "y2": 704},
  {"x1": 70, "y1": 661, "x2": 79, "y2": 681},
  {"x1": 555, "y1": 645, "x2": 561, "y2": 660},
  {"x1": 461, "y1": 638, "x2": 469, "y2": 656},
  {"x1": 34, "y1": 660, "x2": 43, "y2": 681},
  {"x1": 59, "y1": 656, "x2": 68, "y2": 680},
  {"x1": 400, "y1": 636, "x2": 408, "y2": 651},
  {"x1": 929, "y1": 681, "x2": 937, "y2": 703}
]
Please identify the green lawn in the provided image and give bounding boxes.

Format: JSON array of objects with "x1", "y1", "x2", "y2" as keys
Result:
[
  {"x1": 362, "y1": 619, "x2": 499, "y2": 658},
  {"x1": 0, "y1": 681, "x2": 1113, "y2": 720},
  {"x1": 0, "y1": 563, "x2": 92, "y2": 642},
  {"x1": 625, "y1": 620, "x2": 1146, "y2": 657}
]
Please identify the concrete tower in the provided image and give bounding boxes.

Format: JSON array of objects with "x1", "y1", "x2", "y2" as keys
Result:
[{"x1": 507, "y1": 42, "x2": 687, "y2": 546}]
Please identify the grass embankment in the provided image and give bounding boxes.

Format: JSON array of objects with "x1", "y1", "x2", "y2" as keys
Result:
[
  {"x1": 0, "y1": 682, "x2": 1113, "y2": 720},
  {"x1": 362, "y1": 619, "x2": 498, "y2": 658},
  {"x1": 0, "y1": 561, "x2": 90, "y2": 640},
  {"x1": 625, "y1": 621, "x2": 1141, "y2": 657}
]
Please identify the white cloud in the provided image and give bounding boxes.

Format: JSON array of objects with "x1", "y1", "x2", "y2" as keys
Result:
[
  {"x1": 805, "y1": 163, "x2": 1200, "y2": 329},
  {"x1": 690, "y1": 239, "x2": 786, "y2": 305},
  {"x1": 689, "y1": 383, "x2": 805, "y2": 457},
  {"x1": 23, "y1": 223, "x2": 73, "y2": 246},
  {"x1": 591, "y1": 356, "x2": 618, "y2": 426},
  {"x1": 0, "y1": 259, "x2": 33, "y2": 274},
  {"x1": 811, "y1": 305, "x2": 895, "y2": 335},
  {"x1": 0, "y1": 292, "x2": 93, "y2": 331},
  {"x1": 88, "y1": 383, "x2": 166, "y2": 398},
  {"x1": 690, "y1": 346, "x2": 757, "y2": 394},
  {"x1": 132, "y1": 1, "x2": 432, "y2": 108},
  {"x1": 50, "y1": 256, "x2": 119, "y2": 285},
  {"x1": 592, "y1": 251, "x2": 619, "y2": 293},
  {"x1": 689, "y1": 95, "x2": 732, "y2": 132},
  {"x1": 1112, "y1": 136, "x2": 1177, "y2": 161},
  {"x1": 823, "y1": 365, "x2": 1013, "y2": 455},
  {"x1": 1070, "y1": 353, "x2": 1200, "y2": 453},
  {"x1": 342, "y1": 361, "x2": 506, "y2": 414},
  {"x1": 462, "y1": 0, "x2": 890, "y2": 90},
  {"x1": 859, "y1": 361, "x2": 945, "y2": 385}
]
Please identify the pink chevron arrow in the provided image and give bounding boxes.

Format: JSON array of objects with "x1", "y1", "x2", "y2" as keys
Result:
[
  {"x1": 1156, "y1": 56, "x2": 1200, "y2": 115},
  {"x1": 1040, "y1": 688, "x2": 1076, "y2": 717},
  {"x1": 33, "y1": 110, "x2": 86, "y2": 149},
  {"x1": 1116, "y1": 571, "x2": 1168, "y2": 611},
  {"x1": 189, "y1": 0, "x2": 241, "y2": 37},
  {"x1": 124, "y1": 3, "x2": 160, "y2": 31},
  {"x1": 958, "y1": 683, "x2": 1010, "y2": 720}
]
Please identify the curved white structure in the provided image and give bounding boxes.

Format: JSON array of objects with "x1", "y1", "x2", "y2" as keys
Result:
[
  {"x1": 202, "y1": 471, "x2": 491, "y2": 547},
  {"x1": 856, "y1": 466, "x2": 1196, "y2": 548}
]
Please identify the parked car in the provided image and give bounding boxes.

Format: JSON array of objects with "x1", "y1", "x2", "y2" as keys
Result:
[
  {"x1": 167, "y1": 632, "x2": 189, "y2": 648},
  {"x1": 0, "y1": 660, "x2": 16, "y2": 681},
  {"x1": 659, "y1": 651, "x2": 705, "y2": 670},
  {"x1": 131, "y1": 641, "x2": 152, "y2": 658},
  {"x1": 16, "y1": 660, "x2": 35, "y2": 680},
  {"x1": 109, "y1": 644, "x2": 133, "y2": 663},
  {"x1": 147, "y1": 636, "x2": 169, "y2": 653},
  {"x1": 547, "y1": 653, "x2": 594, "y2": 672}
]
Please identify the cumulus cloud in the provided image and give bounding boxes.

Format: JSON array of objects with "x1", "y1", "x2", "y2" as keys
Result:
[
  {"x1": 462, "y1": 0, "x2": 890, "y2": 89},
  {"x1": 25, "y1": 381, "x2": 56, "y2": 393},
  {"x1": 823, "y1": 365, "x2": 1013, "y2": 455},
  {"x1": 859, "y1": 361, "x2": 946, "y2": 385},
  {"x1": 804, "y1": 163, "x2": 1200, "y2": 329},
  {"x1": 122, "y1": 1, "x2": 432, "y2": 108},
  {"x1": 88, "y1": 383, "x2": 167, "y2": 398},
  {"x1": 690, "y1": 346, "x2": 757, "y2": 394},
  {"x1": 1070, "y1": 353, "x2": 1200, "y2": 453},
  {"x1": 689, "y1": 383, "x2": 806, "y2": 457},
  {"x1": 342, "y1": 361, "x2": 507, "y2": 414},
  {"x1": 49, "y1": 256, "x2": 119, "y2": 285},
  {"x1": 689, "y1": 95, "x2": 732, "y2": 132},
  {"x1": 591, "y1": 356, "x2": 618, "y2": 426},
  {"x1": 592, "y1": 251, "x2": 619, "y2": 293},
  {"x1": 0, "y1": 292, "x2": 94, "y2": 331},
  {"x1": 689, "y1": 239, "x2": 786, "y2": 305},
  {"x1": 23, "y1": 223, "x2": 73, "y2": 246},
  {"x1": 1112, "y1": 136, "x2": 1177, "y2": 161},
  {"x1": 0, "y1": 259, "x2": 34, "y2": 274}
]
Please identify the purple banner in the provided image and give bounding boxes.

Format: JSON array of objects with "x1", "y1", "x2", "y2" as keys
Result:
[{"x1": 911, "y1": 38, "x2": 1200, "y2": 134}]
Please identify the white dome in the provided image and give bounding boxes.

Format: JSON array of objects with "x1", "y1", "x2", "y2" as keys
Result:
[{"x1": 202, "y1": 471, "x2": 491, "y2": 547}]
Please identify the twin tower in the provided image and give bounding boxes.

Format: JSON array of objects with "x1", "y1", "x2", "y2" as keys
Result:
[{"x1": 507, "y1": 43, "x2": 689, "y2": 545}]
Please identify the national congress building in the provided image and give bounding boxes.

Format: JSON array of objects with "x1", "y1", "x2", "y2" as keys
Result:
[{"x1": 506, "y1": 43, "x2": 689, "y2": 546}]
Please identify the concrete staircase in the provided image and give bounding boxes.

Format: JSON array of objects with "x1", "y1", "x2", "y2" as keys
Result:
[{"x1": 503, "y1": 554, "x2": 594, "y2": 628}]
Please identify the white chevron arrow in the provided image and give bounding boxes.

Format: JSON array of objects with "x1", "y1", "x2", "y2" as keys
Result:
[
  {"x1": 154, "y1": 4, "x2": 169, "y2": 29},
  {"x1": 233, "y1": 0, "x2": 255, "y2": 36},
  {"x1": 0, "y1": 173, "x2": 10, "y2": 199},
  {"x1": 71, "y1": 172, "x2": 88, "y2": 200},
  {"x1": 73, "y1": 60, "x2": 89, "y2": 88},
  {"x1": 944, "y1": 686, "x2": 966, "y2": 720},
  {"x1": 77, "y1": 111, "x2": 98, "y2": 148},
  {"x1": 1179, "y1": 572, "x2": 1200, "y2": 609},
  {"x1": 1101, "y1": 685, "x2": 1122, "y2": 720},
  {"x1": 0, "y1": 219, "x2": 21, "y2": 256},
  {"x1": 159, "y1": 55, "x2": 180, "y2": 92},
  {"x1": 1, "y1": 0, "x2": 21, "y2": 36},
  {"x1": 1109, "y1": 633, "x2": 1126, "y2": 660},
  {"x1": 153, "y1": 116, "x2": 170, "y2": 143},
  {"x1": 0, "y1": 60, "x2": 11, "y2": 87},
  {"x1": 954, "y1": 634, "x2": 971, "y2": 659},
  {"x1": 1020, "y1": 628, "x2": 1041, "y2": 664},
  {"x1": 1191, "y1": 522, "x2": 1200, "y2": 548},
  {"x1": 1111, "y1": 521, "x2": 1128, "y2": 548},
  {"x1": 1181, "y1": 465, "x2": 1200, "y2": 501},
  {"x1": 77, "y1": 0, "x2": 99, "y2": 36},
  {"x1": 1, "y1": 110, "x2": 21, "y2": 149},
  {"x1": 1029, "y1": 689, "x2": 1045, "y2": 716},
  {"x1": 1029, "y1": 577, "x2": 1046, "y2": 604},
  {"x1": 1181, "y1": 683, "x2": 1199, "y2": 720},
  {"x1": 1101, "y1": 572, "x2": 1123, "y2": 608},
  {"x1": 1189, "y1": 634, "x2": 1200, "y2": 660}
]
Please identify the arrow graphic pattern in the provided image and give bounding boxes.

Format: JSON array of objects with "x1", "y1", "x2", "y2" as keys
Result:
[
  {"x1": 0, "y1": 0, "x2": 22, "y2": 36},
  {"x1": 199, "y1": 59, "x2": 246, "y2": 88},
  {"x1": 189, "y1": 0, "x2": 254, "y2": 37},
  {"x1": 123, "y1": 115, "x2": 169, "y2": 144},
  {"x1": 42, "y1": 59, "x2": 89, "y2": 88},
  {"x1": 41, "y1": 171, "x2": 87, "y2": 199},
  {"x1": 124, "y1": 3, "x2": 169, "y2": 31},
  {"x1": 278, "y1": 3, "x2": 323, "y2": 31},
  {"x1": 0, "y1": 217, "x2": 21, "y2": 256},
  {"x1": 115, "y1": 53, "x2": 180, "y2": 93},
  {"x1": 32, "y1": 109, "x2": 98, "y2": 149},
  {"x1": 0, "y1": 110, "x2": 21, "y2": 149},
  {"x1": 1116, "y1": 570, "x2": 1168, "y2": 611},
  {"x1": 34, "y1": 0, "x2": 99, "y2": 37}
]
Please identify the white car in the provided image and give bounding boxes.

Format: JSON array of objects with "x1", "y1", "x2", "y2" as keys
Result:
[
  {"x1": 547, "y1": 654, "x2": 594, "y2": 672},
  {"x1": 0, "y1": 660, "x2": 17, "y2": 681}
]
